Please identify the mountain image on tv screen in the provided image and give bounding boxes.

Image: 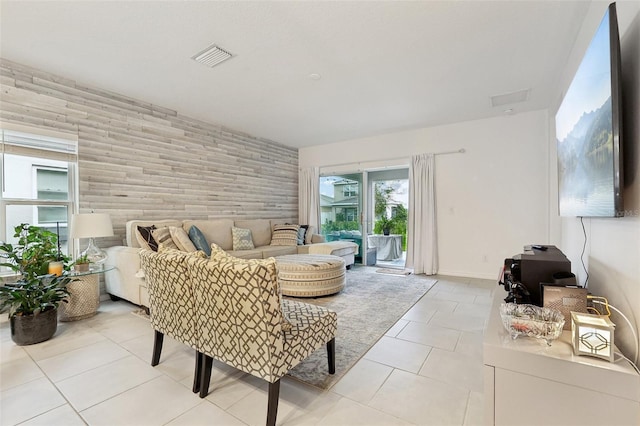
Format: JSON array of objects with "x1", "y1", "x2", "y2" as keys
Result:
[{"x1": 556, "y1": 7, "x2": 618, "y2": 217}]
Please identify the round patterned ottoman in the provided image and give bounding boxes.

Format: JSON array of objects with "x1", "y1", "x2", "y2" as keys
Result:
[{"x1": 276, "y1": 254, "x2": 346, "y2": 297}]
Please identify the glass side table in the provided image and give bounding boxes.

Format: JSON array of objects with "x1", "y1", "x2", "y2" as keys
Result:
[{"x1": 59, "y1": 266, "x2": 115, "y2": 322}]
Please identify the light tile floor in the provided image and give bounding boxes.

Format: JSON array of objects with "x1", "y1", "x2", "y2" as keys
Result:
[{"x1": 0, "y1": 273, "x2": 495, "y2": 426}]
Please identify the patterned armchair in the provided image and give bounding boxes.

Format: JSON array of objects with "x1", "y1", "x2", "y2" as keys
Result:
[
  {"x1": 187, "y1": 253, "x2": 337, "y2": 426},
  {"x1": 139, "y1": 248, "x2": 206, "y2": 393}
]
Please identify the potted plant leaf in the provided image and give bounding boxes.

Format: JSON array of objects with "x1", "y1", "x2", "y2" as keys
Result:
[
  {"x1": 0, "y1": 223, "x2": 72, "y2": 345},
  {"x1": 73, "y1": 254, "x2": 90, "y2": 272},
  {"x1": 378, "y1": 215, "x2": 393, "y2": 236}
]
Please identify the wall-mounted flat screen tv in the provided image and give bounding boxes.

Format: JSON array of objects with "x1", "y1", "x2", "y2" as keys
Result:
[{"x1": 556, "y1": 2, "x2": 623, "y2": 217}]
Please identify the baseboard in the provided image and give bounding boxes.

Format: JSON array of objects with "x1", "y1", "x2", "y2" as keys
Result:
[{"x1": 436, "y1": 269, "x2": 497, "y2": 280}]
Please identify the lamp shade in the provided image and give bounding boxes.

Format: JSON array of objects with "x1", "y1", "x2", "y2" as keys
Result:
[{"x1": 70, "y1": 213, "x2": 114, "y2": 239}]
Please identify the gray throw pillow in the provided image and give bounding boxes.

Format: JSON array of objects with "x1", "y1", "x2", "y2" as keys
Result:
[{"x1": 232, "y1": 227, "x2": 255, "y2": 250}]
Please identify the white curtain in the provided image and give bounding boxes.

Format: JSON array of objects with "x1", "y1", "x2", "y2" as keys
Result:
[
  {"x1": 298, "y1": 167, "x2": 320, "y2": 230},
  {"x1": 406, "y1": 154, "x2": 438, "y2": 275}
]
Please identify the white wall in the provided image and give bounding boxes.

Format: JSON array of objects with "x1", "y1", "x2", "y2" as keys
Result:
[
  {"x1": 555, "y1": 1, "x2": 640, "y2": 364},
  {"x1": 300, "y1": 109, "x2": 551, "y2": 279}
]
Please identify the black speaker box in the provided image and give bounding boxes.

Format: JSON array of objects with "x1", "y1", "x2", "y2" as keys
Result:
[{"x1": 508, "y1": 245, "x2": 572, "y2": 306}]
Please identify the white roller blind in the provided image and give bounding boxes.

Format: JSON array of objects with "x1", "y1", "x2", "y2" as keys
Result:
[{"x1": 2, "y1": 129, "x2": 77, "y2": 161}]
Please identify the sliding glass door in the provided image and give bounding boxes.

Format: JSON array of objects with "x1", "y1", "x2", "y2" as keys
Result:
[
  {"x1": 319, "y1": 173, "x2": 365, "y2": 263},
  {"x1": 319, "y1": 168, "x2": 409, "y2": 267},
  {"x1": 367, "y1": 169, "x2": 409, "y2": 268}
]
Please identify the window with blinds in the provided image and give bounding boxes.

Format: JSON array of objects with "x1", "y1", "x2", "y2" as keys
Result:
[{"x1": 1, "y1": 125, "x2": 78, "y2": 253}]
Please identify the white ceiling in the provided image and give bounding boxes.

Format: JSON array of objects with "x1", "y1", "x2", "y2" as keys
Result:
[{"x1": 0, "y1": 1, "x2": 590, "y2": 148}]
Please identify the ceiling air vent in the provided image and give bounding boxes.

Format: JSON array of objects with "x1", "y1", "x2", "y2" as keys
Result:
[
  {"x1": 490, "y1": 89, "x2": 530, "y2": 107},
  {"x1": 192, "y1": 44, "x2": 234, "y2": 68}
]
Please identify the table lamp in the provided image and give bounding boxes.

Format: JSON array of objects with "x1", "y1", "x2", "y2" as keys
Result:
[{"x1": 70, "y1": 213, "x2": 114, "y2": 270}]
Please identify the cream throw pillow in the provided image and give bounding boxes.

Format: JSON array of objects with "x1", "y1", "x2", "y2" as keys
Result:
[
  {"x1": 151, "y1": 227, "x2": 179, "y2": 251},
  {"x1": 270, "y1": 224, "x2": 300, "y2": 246},
  {"x1": 170, "y1": 226, "x2": 197, "y2": 252},
  {"x1": 158, "y1": 243, "x2": 207, "y2": 259},
  {"x1": 304, "y1": 225, "x2": 315, "y2": 244}
]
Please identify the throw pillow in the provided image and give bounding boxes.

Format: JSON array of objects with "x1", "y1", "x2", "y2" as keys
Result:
[
  {"x1": 270, "y1": 224, "x2": 300, "y2": 246},
  {"x1": 304, "y1": 225, "x2": 315, "y2": 245},
  {"x1": 170, "y1": 226, "x2": 197, "y2": 252},
  {"x1": 232, "y1": 227, "x2": 255, "y2": 251},
  {"x1": 136, "y1": 225, "x2": 158, "y2": 251},
  {"x1": 158, "y1": 243, "x2": 208, "y2": 259},
  {"x1": 209, "y1": 242, "x2": 227, "y2": 259},
  {"x1": 297, "y1": 225, "x2": 309, "y2": 245},
  {"x1": 188, "y1": 225, "x2": 211, "y2": 256},
  {"x1": 152, "y1": 227, "x2": 179, "y2": 251}
]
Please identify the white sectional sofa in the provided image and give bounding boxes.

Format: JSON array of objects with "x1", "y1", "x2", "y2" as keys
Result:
[{"x1": 104, "y1": 218, "x2": 357, "y2": 308}]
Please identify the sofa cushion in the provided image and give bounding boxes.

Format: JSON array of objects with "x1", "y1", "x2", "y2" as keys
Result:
[
  {"x1": 188, "y1": 226, "x2": 211, "y2": 256},
  {"x1": 170, "y1": 226, "x2": 197, "y2": 252},
  {"x1": 126, "y1": 220, "x2": 183, "y2": 248},
  {"x1": 136, "y1": 225, "x2": 158, "y2": 251},
  {"x1": 270, "y1": 224, "x2": 300, "y2": 246},
  {"x1": 232, "y1": 227, "x2": 255, "y2": 251},
  {"x1": 158, "y1": 244, "x2": 207, "y2": 259},
  {"x1": 183, "y1": 219, "x2": 234, "y2": 251},
  {"x1": 260, "y1": 245, "x2": 297, "y2": 258},
  {"x1": 152, "y1": 227, "x2": 179, "y2": 251},
  {"x1": 227, "y1": 249, "x2": 263, "y2": 259},
  {"x1": 234, "y1": 219, "x2": 272, "y2": 247}
]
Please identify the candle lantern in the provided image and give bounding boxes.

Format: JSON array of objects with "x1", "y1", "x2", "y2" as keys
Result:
[{"x1": 571, "y1": 311, "x2": 615, "y2": 362}]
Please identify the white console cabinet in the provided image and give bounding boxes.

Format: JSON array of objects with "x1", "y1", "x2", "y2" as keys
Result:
[{"x1": 483, "y1": 289, "x2": 640, "y2": 426}]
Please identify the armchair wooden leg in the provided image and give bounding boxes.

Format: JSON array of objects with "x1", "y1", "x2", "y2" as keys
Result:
[
  {"x1": 192, "y1": 351, "x2": 203, "y2": 393},
  {"x1": 327, "y1": 338, "x2": 336, "y2": 374},
  {"x1": 199, "y1": 354, "x2": 214, "y2": 398},
  {"x1": 151, "y1": 331, "x2": 164, "y2": 366},
  {"x1": 266, "y1": 379, "x2": 281, "y2": 426}
]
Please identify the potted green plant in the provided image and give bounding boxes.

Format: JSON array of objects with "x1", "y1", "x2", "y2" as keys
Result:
[
  {"x1": 378, "y1": 216, "x2": 393, "y2": 236},
  {"x1": 73, "y1": 254, "x2": 90, "y2": 272},
  {"x1": 0, "y1": 223, "x2": 72, "y2": 345}
]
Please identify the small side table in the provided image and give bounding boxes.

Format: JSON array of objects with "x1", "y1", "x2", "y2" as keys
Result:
[
  {"x1": 59, "y1": 266, "x2": 114, "y2": 322},
  {"x1": 367, "y1": 234, "x2": 403, "y2": 260}
]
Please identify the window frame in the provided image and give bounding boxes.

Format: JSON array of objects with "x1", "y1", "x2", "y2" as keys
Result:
[
  {"x1": 343, "y1": 184, "x2": 358, "y2": 197},
  {"x1": 33, "y1": 165, "x2": 70, "y2": 226},
  {"x1": 1, "y1": 124, "x2": 79, "y2": 259}
]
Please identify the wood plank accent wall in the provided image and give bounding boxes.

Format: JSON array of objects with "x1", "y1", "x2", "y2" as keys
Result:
[{"x1": 0, "y1": 59, "x2": 299, "y2": 248}]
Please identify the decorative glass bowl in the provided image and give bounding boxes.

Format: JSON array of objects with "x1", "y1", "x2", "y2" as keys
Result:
[{"x1": 500, "y1": 303, "x2": 565, "y2": 345}]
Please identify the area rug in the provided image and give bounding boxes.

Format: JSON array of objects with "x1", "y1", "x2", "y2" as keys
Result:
[
  {"x1": 286, "y1": 265, "x2": 436, "y2": 389},
  {"x1": 375, "y1": 268, "x2": 412, "y2": 276},
  {"x1": 130, "y1": 266, "x2": 437, "y2": 390}
]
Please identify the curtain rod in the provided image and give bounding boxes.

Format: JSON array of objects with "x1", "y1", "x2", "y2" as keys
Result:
[{"x1": 312, "y1": 148, "x2": 465, "y2": 170}]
